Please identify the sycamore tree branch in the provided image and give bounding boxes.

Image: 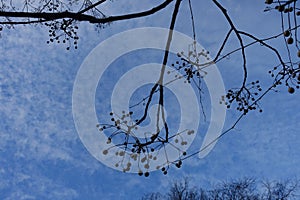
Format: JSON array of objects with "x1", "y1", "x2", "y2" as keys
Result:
[
  {"x1": 183, "y1": 74, "x2": 286, "y2": 161},
  {"x1": 212, "y1": 0, "x2": 248, "y2": 90},
  {"x1": 157, "y1": 0, "x2": 182, "y2": 143},
  {"x1": 213, "y1": 28, "x2": 233, "y2": 62},
  {"x1": 180, "y1": 0, "x2": 298, "y2": 161},
  {"x1": 0, "y1": 0, "x2": 174, "y2": 24},
  {"x1": 175, "y1": 23, "x2": 300, "y2": 71},
  {"x1": 214, "y1": 24, "x2": 300, "y2": 65},
  {"x1": 136, "y1": 0, "x2": 182, "y2": 148},
  {"x1": 238, "y1": 30, "x2": 286, "y2": 68},
  {"x1": 78, "y1": 0, "x2": 107, "y2": 14}
]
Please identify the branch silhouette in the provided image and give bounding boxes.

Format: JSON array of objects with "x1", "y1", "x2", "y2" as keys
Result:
[
  {"x1": 1, "y1": 0, "x2": 299, "y2": 175},
  {"x1": 0, "y1": 0, "x2": 174, "y2": 24}
]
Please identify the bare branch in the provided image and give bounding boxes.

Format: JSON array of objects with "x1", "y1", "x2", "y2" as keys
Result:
[
  {"x1": 212, "y1": 0, "x2": 248, "y2": 89},
  {"x1": 0, "y1": 0, "x2": 174, "y2": 24}
]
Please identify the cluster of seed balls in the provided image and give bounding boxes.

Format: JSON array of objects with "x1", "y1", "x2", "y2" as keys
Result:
[
  {"x1": 45, "y1": 20, "x2": 79, "y2": 50},
  {"x1": 98, "y1": 109, "x2": 191, "y2": 177},
  {"x1": 265, "y1": 0, "x2": 300, "y2": 56},
  {"x1": 268, "y1": 65, "x2": 300, "y2": 94},
  {"x1": 265, "y1": 0, "x2": 300, "y2": 94},
  {"x1": 265, "y1": 0, "x2": 298, "y2": 13},
  {"x1": 169, "y1": 51, "x2": 209, "y2": 84},
  {"x1": 221, "y1": 81, "x2": 263, "y2": 115}
]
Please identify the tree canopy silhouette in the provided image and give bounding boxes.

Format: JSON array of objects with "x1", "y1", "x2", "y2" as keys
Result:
[{"x1": 141, "y1": 178, "x2": 299, "y2": 200}]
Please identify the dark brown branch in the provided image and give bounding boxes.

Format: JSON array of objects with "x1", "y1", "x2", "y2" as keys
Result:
[
  {"x1": 188, "y1": 0, "x2": 196, "y2": 40},
  {"x1": 213, "y1": 28, "x2": 233, "y2": 62},
  {"x1": 136, "y1": 0, "x2": 182, "y2": 148},
  {"x1": 157, "y1": 0, "x2": 182, "y2": 142},
  {"x1": 212, "y1": 0, "x2": 248, "y2": 89},
  {"x1": 0, "y1": 0, "x2": 174, "y2": 24},
  {"x1": 0, "y1": 11, "x2": 99, "y2": 21},
  {"x1": 238, "y1": 30, "x2": 286, "y2": 68},
  {"x1": 135, "y1": 84, "x2": 159, "y2": 127},
  {"x1": 282, "y1": 0, "x2": 297, "y2": 7},
  {"x1": 215, "y1": 24, "x2": 300, "y2": 65},
  {"x1": 178, "y1": 24, "x2": 300, "y2": 69},
  {"x1": 0, "y1": 19, "x2": 47, "y2": 24},
  {"x1": 78, "y1": 0, "x2": 107, "y2": 14}
]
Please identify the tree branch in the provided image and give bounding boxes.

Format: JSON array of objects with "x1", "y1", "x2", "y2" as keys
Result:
[
  {"x1": 0, "y1": 0, "x2": 174, "y2": 24},
  {"x1": 136, "y1": 0, "x2": 182, "y2": 147},
  {"x1": 78, "y1": 0, "x2": 107, "y2": 14},
  {"x1": 212, "y1": 0, "x2": 248, "y2": 89}
]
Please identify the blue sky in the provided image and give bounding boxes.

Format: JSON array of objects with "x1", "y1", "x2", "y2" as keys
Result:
[{"x1": 1, "y1": 0, "x2": 300, "y2": 199}]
